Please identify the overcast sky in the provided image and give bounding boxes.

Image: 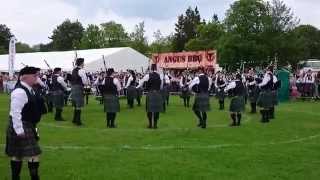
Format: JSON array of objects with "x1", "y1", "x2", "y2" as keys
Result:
[{"x1": 1, "y1": 0, "x2": 319, "y2": 46}]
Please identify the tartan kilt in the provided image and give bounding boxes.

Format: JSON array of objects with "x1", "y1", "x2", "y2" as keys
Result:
[
  {"x1": 271, "y1": 90, "x2": 278, "y2": 106},
  {"x1": 257, "y1": 90, "x2": 273, "y2": 108},
  {"x1": 52, "y1": 90, "x2": 64, "y2": 108},
  {"x1": 5, "y1": 121, "x2": 41, "y2": 158},
  {"x1": 216, "y1": 89, "x2": 225, "y2": 101},
  {"x1": 303, "y1": 83, "x2": 314, "y2": 95},
  {"x1": 248, "y1": 87, "x2": 259, "y2": 103},
  {"x1": 180, "y1": 89, "x2": 191, "y2": 98},
  {"x1": 46, "y1": 91, "x2": 53, "y2": 103},
  {"x1": 161, "y1": 87, "x2": 170, "y2": 99},
  {"x1": 193, "y1": 93, "x2": 211, "y2": 112},
  {"x1": 229, "y1": 96, "x2": 245, "y2": 112},
  {"x1": 127, "y1": 86, "x2": 137, "y2": 100},
  {"x1": 71, "y1": 85, "x2": 84, "y2": 108},
  {"x1": 136, "y1": 88, "x2": 143, "y2": 98},
  {"x1": 104, "y1": 94, "x2": 120, "y2": 113},
  {"x1": 146, "y1": 91, "x2": 164, "y2": 112}
]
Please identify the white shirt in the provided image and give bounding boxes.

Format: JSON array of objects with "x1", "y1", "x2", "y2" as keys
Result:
[
  {"x1": 259, "y1": 72, "x2": 278, "y2": 87},
  {"x1": 136, "y1": 72, "x2": 164, "y2": 89},
  {"x1": 10, "y1": 81, "x2": 34, "y2": 135},
  {"x1": 37, "y1": 77, "x2": 46, "y2": 88},
  {"x1": 188, "y1": 74, "x2": 212, "y2": 90},
  {"x1": 102, "y1": 77, "x2": 122, "y2": 92},
  {"x1": 179, "y1": 76, "x2": 191, "y2": 87},
  {"x1": 304, "y1": 74, "x2": 315, "y2": 83},
  {"x1": 224, "y1": 81, "x2": 237, "y2": 92},
  {"x1": 125, "y1": 76, "x2": 134, "y2": 88},
  {"x1": 78, "y1": 68, "x2": 89, "y2": 85},
  {"x1": 56, "y1": 75, "x2": 68, "y2": 90}
]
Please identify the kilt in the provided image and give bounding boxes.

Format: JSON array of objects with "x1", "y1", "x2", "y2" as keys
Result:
[
  {"x1": 161, "y1": 86, "x2": 170, "y2": 99},
  {"x1": 127, "y1": 86, "x2": 137, "y2": 100},
  {"x1": 257, "y1": 90, "x2": 273, "y2": 108},
  {"x1": 229, "y1": 96, "x2": 245, "y2": 112},
  {"x1": 216, "y1": 89, "x2": 225, "y2": 101},
  {"x1": 71, "y1": 85, "x2": 84, "y2": 108},
  {"x1": 303, "y1": 83, "x2": 314, "y2": 95},
  {"x1": 136, "y1": 88, "x2": 143, "y2": 98},
  {"x1": 104, "y1": 94, "x2": 120, "y2": 113},
  {"x1": 248, "y1": 87, "x2": 259, "y2": 103},
  {"x1": 46, "y1": 91, "x2": 53, "y2": 104},
  {"x1": 271, "y1": 90, "x2": 278, "y2": 106},
  {"x1": 5, "y1": 121, "x2": 41, "y2": 158},
  {"x1": 193, "y1": 93, "x2": 211, "y2": 112},
  {"x1": 52, "y1": 90, "x2": 64, "y2": 108},
  {"x1": 180, "y1": 86, "x2": 191, "y2": 98},
  {"x1": 146, "y1": 91, "x2": 164, "y2": 112}
]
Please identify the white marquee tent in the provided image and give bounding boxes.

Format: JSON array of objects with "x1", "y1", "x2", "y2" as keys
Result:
[{"x1": 0, "y1": 47, "x2": 150, "y2": 72}]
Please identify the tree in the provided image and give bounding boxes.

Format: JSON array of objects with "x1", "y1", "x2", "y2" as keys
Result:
[
  {"x1": 172, "y1": 6, "x2": 202, "y2": 52},
  {"x1": 185, "y1": 15, "x2": 225, "y2": 51},
  {"x1": 80, "y1": 24, "x2": 102, "y2": 49},
  {"x1": 50, "y1": 19, "x2": 84, "y2": 51},
  {"x1": 221, "y1": 0, "x2": 270, "y2": 67},
  {"x1": 0, "y1": 24, "x2": 13, "y2": 54},
  {"x1": 16, "y1": 42, "x2": 35, "y2": 53},
  {"x1": 149, "y1": 30, "x2": 173, "y2": 53},
  {"x1": 291, "y1": 25, "x2": 320, "y2": 62},
  {"x1": 129, "y1": 21, "x2": 149, "y2": 55},
  {"x1": 100, "y1": 21, "x2": 129, "y2": 47}
]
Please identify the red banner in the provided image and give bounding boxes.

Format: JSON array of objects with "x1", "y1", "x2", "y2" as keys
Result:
[{"x1": 152, "y1": 50, "x2": 217, "y2": 69}]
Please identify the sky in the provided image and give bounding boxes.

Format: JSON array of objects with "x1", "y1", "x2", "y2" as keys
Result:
[{"x1": 1, "y1": 0, "x2": 320, "y2": 46}]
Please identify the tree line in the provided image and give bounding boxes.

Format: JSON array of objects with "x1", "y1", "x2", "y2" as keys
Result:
[{"x1": 1, "y1": 0, "x2": 320, "y2": 68}]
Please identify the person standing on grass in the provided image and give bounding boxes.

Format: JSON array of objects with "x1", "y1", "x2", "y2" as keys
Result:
[
  {"x1": 52, "y1": 68, "x2": 69, "y2": 121},
  {"x1": 161, "y1": 69, "x2": 171, "y2": 113},
  {"x1": 136, "y1": 73, "x2": 143, "y2": 106},
  {"x1": 257, "y1": 66, "x2": 276, "y2": 123},
  {"x1": 224, "y1": 73, "x2": 246, "y2": 126},
  {"x1": 189, "y1": 68, "x2": 212, "y2": 129},
  {"x1": 246, "y1": 69, "x2": 259, "y2": 114},
  {"x1": 137, "y1": 64, "x2": 164, "y2": 129},
  {"x1": 102, "y1": 68, "x2": 121, "y2": 128},
  {"x1": 215, "y1": 71, "x2": 227, "y2": 110},
  {"x1": 5, "y1": 66, "x2": 42, "y2": 180},
  {"x1": 125, "y1": 70, "x2": 137, "y2": 109},
  {"x1": 71, "y1": 58, "x2": 89, "y2": 126},
  {"x1": 179, "y1": 71, "x2": 191, "y2": 108}
]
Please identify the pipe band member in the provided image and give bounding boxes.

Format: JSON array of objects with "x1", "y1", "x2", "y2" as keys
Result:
[
  {"x1": 71, "y1": 58, "x2": 89, "y2": 126},
  {"x1": 5, "y1": 66, "x2": 43, "y2": 180},
  {"x1": 137, "y1": 64, "x2": 164, "y2": 129}
]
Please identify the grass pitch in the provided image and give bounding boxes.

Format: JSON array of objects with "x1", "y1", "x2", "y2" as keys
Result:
[{"x1": 0, "y1": 94, "x2": 320, "y2": 180}]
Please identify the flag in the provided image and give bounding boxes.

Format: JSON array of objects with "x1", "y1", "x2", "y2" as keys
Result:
[{"x1": 8, "y1": 37, "x2": 17, "y2": 79}]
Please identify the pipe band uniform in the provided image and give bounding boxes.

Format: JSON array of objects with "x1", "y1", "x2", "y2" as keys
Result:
[
  {"x1": 71, "y1": 58, "x2": 88, "y2": 126},
  {"x1": 5, "y1": 66, "x2": 43, "y2": 180}
]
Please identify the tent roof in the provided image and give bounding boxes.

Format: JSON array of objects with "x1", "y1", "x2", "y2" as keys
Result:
[{"x1": 0, "y1": 47, "x2": 150, "y2": 72}]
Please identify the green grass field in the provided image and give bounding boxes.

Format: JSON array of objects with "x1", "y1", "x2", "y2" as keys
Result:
[{"x1": 1, "y1": 94, "x2": 320, "y2": 180}]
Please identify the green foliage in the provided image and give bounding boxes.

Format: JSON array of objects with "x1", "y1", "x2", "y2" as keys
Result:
[
  {"x1": 15, "y1": 42, "x2": 35, "y2": 53},
  {"x1": 129, "y1": 22, "x2": 149, "y2": 55},
  {"x1": 100, "y1": 21, "x2": 129, "y2": 48},
  {"x1": 80, "y1": 24, "x2": 102, "y2": 49},
  {"x1": 172, "y1": 6, "x2": 202, "y2": 52},
  {"x1": 149, "y1": 30, "x2": 173, "y2": 53},
  {"x1": 50, "y1": 19, "x2": 84, "y2": 51},
  {"x1": 0, "y1": 24, "x2": 13, "y2": 54}
]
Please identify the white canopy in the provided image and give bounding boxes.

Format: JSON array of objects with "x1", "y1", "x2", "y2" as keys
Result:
[{"x1": 0, "y1": 47, "x2": 150, "y2": 72}]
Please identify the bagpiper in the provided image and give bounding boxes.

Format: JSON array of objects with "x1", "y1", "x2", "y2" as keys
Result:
[
  {"x1": 179, "y1": 71, "x2": 191, "y2": 107},
  {"x1": 5, "y1": 66, "x2": 43, "y2": 180},
  {"x1": 215, "y1": 72, "x2": 227, "y2": 110},
  {"x1": 224, "y1": 73, "x2": 246, "y2": 126},
  {"x1": 103, "y1": 68, "x2": 121, "y2": 128},
  {"x1": 257, "y1": 66, "x2": 276, "y2": 123},
  {"x1": 137, "y1": 64, "x2": 164, "y2": 129},
  {"x1": 125, "y1": 70, "x2": 137, "y2": 108},
  {"x1": 52, "y1": 67, "x2": 69, "y2": 121},
  {"x1": 189, "y1": 68, "x2": 212, "y2": 129},
  {"x1": 161, "y1": 70, "x2": 171, "y2": 112},
  {"x1": 70, "y1": 58, "x2": 89, "y2": 126},
  {"x1": 246, "y1": 69, "x2": 259, "y2": 113}
]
